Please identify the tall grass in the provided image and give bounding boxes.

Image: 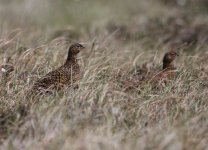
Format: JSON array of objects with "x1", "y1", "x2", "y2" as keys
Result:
[{"x1": 0, "y1": 0, "x2": 208, "y2": 149}]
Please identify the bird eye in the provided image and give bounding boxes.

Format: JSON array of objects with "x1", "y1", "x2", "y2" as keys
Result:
[
  {"x1": 79, "y1": 44, "x2": 84, "y2": 48},
  {"x1": 170, "y1": 52, "x2": 176, "y2": 55}
]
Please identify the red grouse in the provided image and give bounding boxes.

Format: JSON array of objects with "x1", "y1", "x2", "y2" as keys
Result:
[
  {"x1": 28, "y1": 43, "x2": 85, "y2": 97},
  {"x1": 151, "y1": 51, "x2": 179, "y2": 83}
]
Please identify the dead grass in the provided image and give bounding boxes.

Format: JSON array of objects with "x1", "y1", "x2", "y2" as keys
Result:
[{"x1": 0, "y1": 0, "x2": 208, "y2": 150}]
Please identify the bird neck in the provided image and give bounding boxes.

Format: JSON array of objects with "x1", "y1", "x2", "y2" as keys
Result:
[
  {"x1": 163, "y1": 62, "x2": 175, "y2": 70},
  {"x1": 65, "y1": 54, "x2": 77, "y2": 66}
]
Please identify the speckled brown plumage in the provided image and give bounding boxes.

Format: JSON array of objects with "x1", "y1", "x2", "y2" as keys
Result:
[
  {"x1": 120, "y1": 51, "x2": 179, "y2": 91},
  {"x1": 28, "y1": 43, "x2": 85, "y2": 96}
]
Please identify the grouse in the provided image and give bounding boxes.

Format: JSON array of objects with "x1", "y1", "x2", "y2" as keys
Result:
[
  {"x1": 120, "y1": 51, "x2": 179, "y2": 91},
  {"x1": 29, "y1": 43, "x2": 85, "y2": 97},
  {"x1": 151, "y1": 51, "x2": 179, "y2": 82}
]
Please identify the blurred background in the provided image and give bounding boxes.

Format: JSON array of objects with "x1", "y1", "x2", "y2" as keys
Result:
[{"x1": 0, "y1": 0, "x2": 207, "y2": 49}]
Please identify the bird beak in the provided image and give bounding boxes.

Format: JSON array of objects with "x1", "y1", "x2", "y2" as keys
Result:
[{"x1": 80, "y1": 43, "x2": 88, "y2": 49}]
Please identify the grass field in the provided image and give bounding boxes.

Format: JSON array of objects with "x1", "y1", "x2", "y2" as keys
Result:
[{"x1": 0, "y1": 0, "x2": 208, "y2": 149}]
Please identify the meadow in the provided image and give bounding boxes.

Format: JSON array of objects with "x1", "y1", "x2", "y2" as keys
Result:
[{"x1": 0, "y1": 0, "x2": 208, "y2": 149}]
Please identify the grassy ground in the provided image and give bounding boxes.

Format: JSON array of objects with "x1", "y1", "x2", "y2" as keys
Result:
[{"x1": 0, "y1": 0, "x2": 208, "y2": 149}]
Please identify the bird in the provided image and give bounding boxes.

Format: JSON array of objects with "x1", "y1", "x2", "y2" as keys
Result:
[
  {"x1": 151, "y1": 51, "x2": 179, "y2": 83},
  {"x1": 118, "y1": 51, "x2": 179, "y2": 92},
  {"x1": 28, "y1": 43, "x2": 85, "y2": 97}
]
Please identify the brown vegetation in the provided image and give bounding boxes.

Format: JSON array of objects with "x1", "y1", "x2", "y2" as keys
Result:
[{"x1": 0, "y1": 0, "x2": 208, "y2": 150}]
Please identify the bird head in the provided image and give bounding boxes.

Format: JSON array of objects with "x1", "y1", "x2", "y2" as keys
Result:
[
  {"x1": 68, "y1": 43, "x2": 85, "y2": 55},
  {"x1": 163, "y1": 51, "x2": 179, "y2": 70},
  {"x1": 163, "y1": 51, "x2": 179, "y2": 64}
]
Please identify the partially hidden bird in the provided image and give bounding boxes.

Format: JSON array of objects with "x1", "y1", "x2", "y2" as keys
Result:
[
  {"x1": 28, "y1": 43, "x2": 85, "y2": 97},
  {"x1": 120, "y1": 51, "x2": 179, "y2": 91},
  {"x1": 151, "y1": 51, "x2": 179, "y2": 82}
]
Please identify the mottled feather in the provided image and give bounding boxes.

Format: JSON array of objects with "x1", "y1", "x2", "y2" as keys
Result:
[{"x1": 28, "y1": 43, "x2": 84, "y2": 97}]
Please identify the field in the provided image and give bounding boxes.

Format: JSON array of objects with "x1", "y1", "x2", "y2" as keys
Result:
[{"x1": 0, "y1": 0, "x2": 208, "y2": 149}]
